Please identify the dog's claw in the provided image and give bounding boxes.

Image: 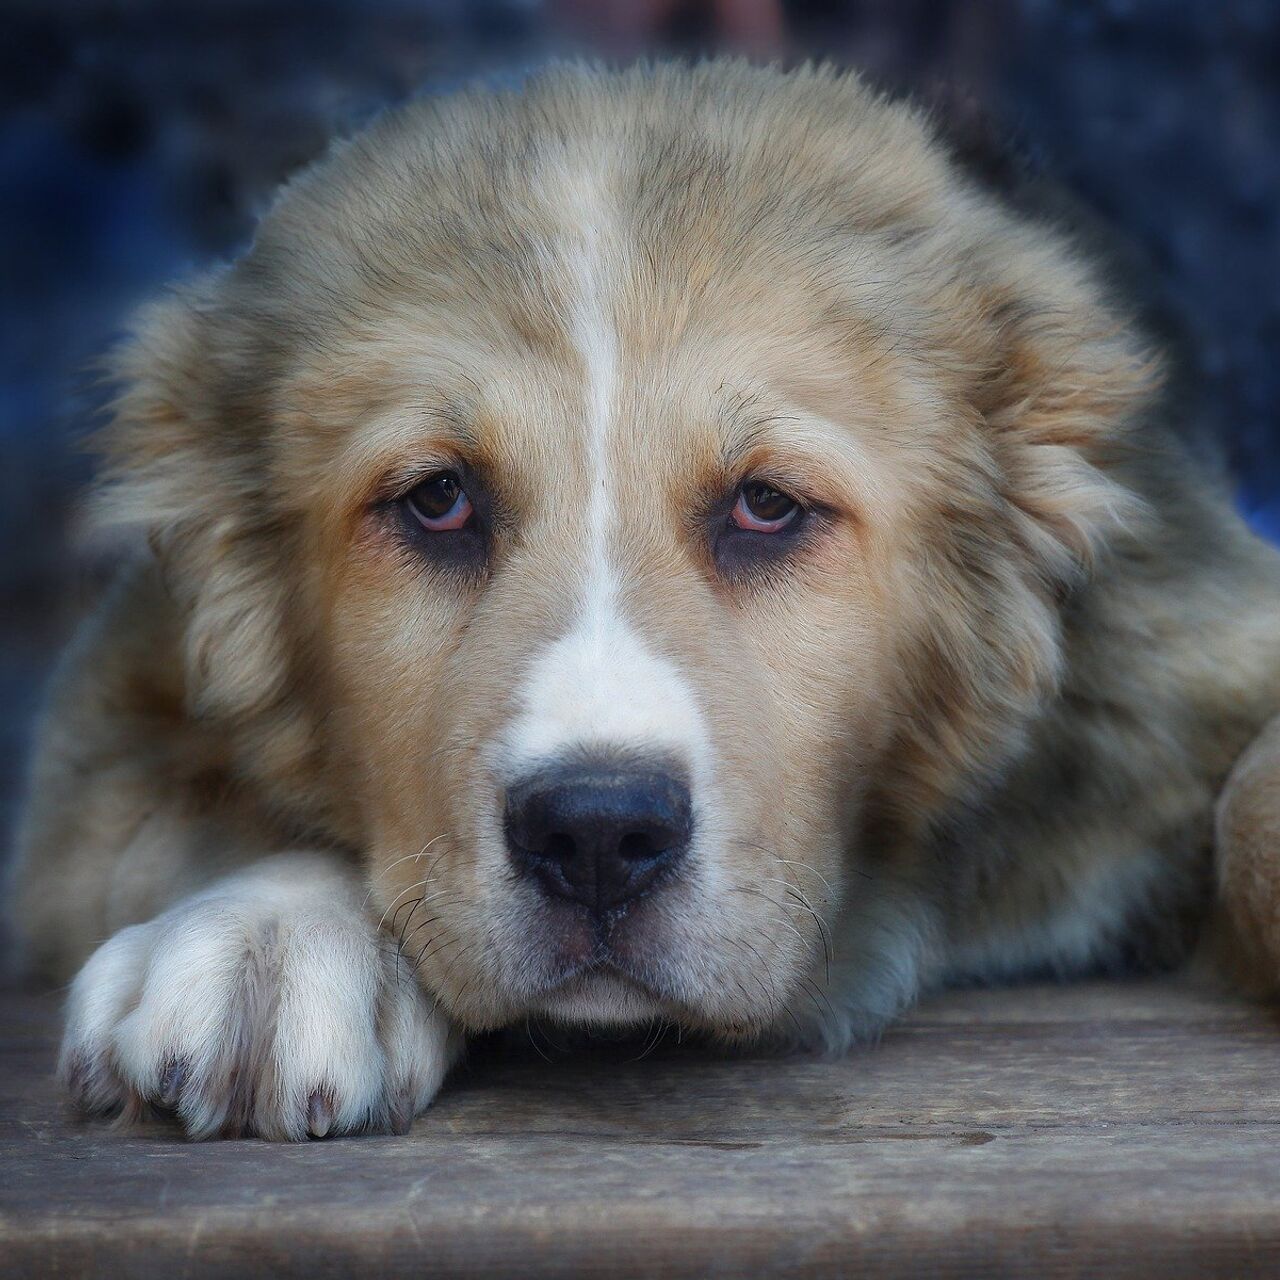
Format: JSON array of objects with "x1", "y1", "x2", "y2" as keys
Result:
[
  {"x1": 307, "y1": 1090, "x2": 334, "y2": 1138},
  {"x1": 158, "y1": 1059, "x2": 189, "y2": 1109},
  {"x1": 62, "y1": 1050, "x2": 90, "y2": 1105},
  {"x1": 62, "y1": 1048, "x2": 122, "y2": 1117},
  {"x1": 389, "y1": 1090, "x2": 413, "y2": 1136}
]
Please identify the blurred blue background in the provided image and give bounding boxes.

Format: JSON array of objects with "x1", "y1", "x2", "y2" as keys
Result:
[{"x1": 2, "y1": 0, "x2": 1278, "y2": 836}]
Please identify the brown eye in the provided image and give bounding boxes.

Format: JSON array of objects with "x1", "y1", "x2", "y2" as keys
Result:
[
  {"x1": 405, "y1": 471, "x2": 473, "y2": 531},
  {"x1": 732, "y1": 481, "x2": 801, "y2": 532}
]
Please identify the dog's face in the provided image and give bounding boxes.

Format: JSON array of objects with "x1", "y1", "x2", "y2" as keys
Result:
[
  {"x1": 315, "y1": 259, "x2": 904, "y2": 1037},
  {"x1": 102, "y1": 65, "x2": 1151, "y2": 1040}
]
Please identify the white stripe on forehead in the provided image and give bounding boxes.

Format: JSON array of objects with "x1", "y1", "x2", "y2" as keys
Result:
[
  {"x1": 567, "y1": 165, "x2": 621, "y2": 615},
  {"x1": 498, "y1": 161, "x2": 710, "y2": 781}
]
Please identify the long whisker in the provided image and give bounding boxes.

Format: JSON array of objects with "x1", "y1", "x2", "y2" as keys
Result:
[
  {"x1": 371, "y1": 835, "x2": 452, "y2": 923},
  {"x1": 799, "y1": 974, "x2": 838, "y2": 1029},
  {"x1": 449, "y1": 959, "x2": 486, "y2": 1015},
  {"x1": 725, "y1": 936, "x2": 804, "y2": 1042},
  {"x1": 731, "y1": 935, "x2": 786, "y2": 1020},
  {"x1": 366, "y1": 834, "x2": 449, "y2": 894},
  {"x1": 759, "y1": 876, "x2": 833, "y2": 983},
  {"x1": 774, "y1": 857, "x2": 835, "y2": 896},
  {"x1": 625, "y1": 1018, "x2": 667, "y2": 1064},
  {"x1": 374, "y1": 880, "x2": 424, "y2": 931},
  {"x1": 731, "y1": 883, "x2": 815, "y2": 953},
  {"x1": 790, "y1": 892, "x2": 832, "y2": 986},
  {"x1": 400, "y1": 902, "x2": 465, "y2": 952},
  {"x1": 525, "y1": 1017, "x2": 553, "y2": 1064},
  {"x1": 413, "y1": 930, "x2": 466, "y2": 974},
  {"x1": 396, "y1": 889, "x2": 463, "y2": 938}
]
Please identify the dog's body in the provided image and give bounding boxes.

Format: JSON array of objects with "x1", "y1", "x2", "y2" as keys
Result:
[{"x1": 11, "y1": 61, "x2": 1280, "y2": 1140}]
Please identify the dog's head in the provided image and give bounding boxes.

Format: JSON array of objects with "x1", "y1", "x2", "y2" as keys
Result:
[{"x1": 97, "y1": 64, "x2": 1154, "y2": 1041}]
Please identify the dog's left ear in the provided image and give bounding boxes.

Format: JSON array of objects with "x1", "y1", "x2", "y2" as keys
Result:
[{"x1": 881, "y1": 242, "x2": 1162, "y2": 832}]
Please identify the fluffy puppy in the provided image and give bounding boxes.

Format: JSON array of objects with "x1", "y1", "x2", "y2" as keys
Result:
[{"x1": 10, "y1": 61, "x2": 1280, "y2": 1140}]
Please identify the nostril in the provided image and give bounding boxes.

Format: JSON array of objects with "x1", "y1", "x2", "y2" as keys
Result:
[
  {"x1": 618, "y1": 830, "x2": 656, "y2": 861},
  {"x1": 542, "y1": 831, "x2": 576, "y2": 864}
]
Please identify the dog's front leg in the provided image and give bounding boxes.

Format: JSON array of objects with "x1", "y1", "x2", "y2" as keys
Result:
[{"x1": 59, "y1": 852, "x2": 462, "y2": 1140}]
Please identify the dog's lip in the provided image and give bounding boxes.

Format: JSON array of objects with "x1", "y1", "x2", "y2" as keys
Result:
[
  {"x1": 554, "y1": 951, "x2": 646, "y2": 988},
  {"x1": 584, "y1": 955, "x2": 651, "y2": 984},
  {"x1": 539, "y1": 952, "x2": 668, "y2": 1002},
  {"x1": 529, "y1": 961, "x2": 681, "y2": 1026}
]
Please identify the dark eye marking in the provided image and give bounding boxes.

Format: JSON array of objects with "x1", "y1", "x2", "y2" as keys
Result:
[{"x1": 711, "y1": 478, "x2": 817, "y2": 582}]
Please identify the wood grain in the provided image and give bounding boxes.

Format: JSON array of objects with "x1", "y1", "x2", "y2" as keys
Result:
[{"x1": 3, "y1": 978, "x2": 1279, "y2": 1278}]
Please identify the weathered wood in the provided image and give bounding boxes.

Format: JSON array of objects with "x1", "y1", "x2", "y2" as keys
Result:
[{"x1": 3, "y1": 979, "x2": 1280, "y2": 1278}]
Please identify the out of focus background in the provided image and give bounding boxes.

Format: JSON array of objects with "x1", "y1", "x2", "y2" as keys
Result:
[{"x1": 2, "y1": 0, "x2": 1278, "y2": 843}]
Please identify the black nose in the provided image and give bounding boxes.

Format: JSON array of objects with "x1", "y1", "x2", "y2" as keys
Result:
[{"x1": 504, "y1": 763, "x2": 693, "y2": 913}]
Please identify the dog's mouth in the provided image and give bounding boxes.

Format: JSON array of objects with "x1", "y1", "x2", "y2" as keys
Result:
[{"x1": 516, "y1": 901, "x2": 688, "y2": 1025}]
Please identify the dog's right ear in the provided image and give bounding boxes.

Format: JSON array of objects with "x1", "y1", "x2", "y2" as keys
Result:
[{"x1": 92, "y1": 276, "x2": 302, "y2": 738}]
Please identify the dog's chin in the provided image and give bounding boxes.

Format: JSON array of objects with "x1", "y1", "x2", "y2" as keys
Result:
[{"x1": 530, "y1": 968, "x2": 670, "y2": 1028}]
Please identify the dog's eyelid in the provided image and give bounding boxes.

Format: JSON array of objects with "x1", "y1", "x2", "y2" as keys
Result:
[
  {"x1": 372, "y1": 457, "x2": 478, "y2": 507},
  {"x1": 718, "y1": 413, "x2": 871, "y2": 526},
  {"x1": 739, "y1": 475, "x2": 806, "y2": 506},
  {"x1": 719, "y1": 442, "x2": 842, "y2": 508}
]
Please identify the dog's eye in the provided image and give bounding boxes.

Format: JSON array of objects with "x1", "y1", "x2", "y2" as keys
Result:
[
  {"x1": 710, "y1": 478, "x2": 814, "y2": 581},
  {"x1": 405, "y1": 471, "x2": 473, "y2": 532},
  {"x1": 732, "y1": 482, "x2": 800, "y2": 533}
]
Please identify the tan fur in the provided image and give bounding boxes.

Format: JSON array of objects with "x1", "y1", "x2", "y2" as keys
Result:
[
  {"x1": 10, "y1": 60, "x2": 1280, "y2": 1139},
  {"x1": 1211, "y1": 716, "x2": 1280, "y2": 989}
]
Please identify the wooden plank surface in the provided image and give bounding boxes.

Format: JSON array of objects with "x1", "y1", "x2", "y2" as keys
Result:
[{"x1": 3, "y1": 978, "x2": 1280, "y2": 1278}]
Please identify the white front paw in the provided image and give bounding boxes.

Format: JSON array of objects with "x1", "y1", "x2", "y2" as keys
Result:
[{"x1": 59, "y1": 854, "x2": 459, "y2": 1140}]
